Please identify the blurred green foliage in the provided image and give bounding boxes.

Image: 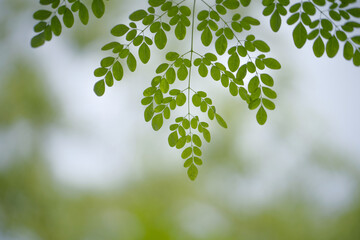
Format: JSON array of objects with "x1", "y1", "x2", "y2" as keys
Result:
[
  {"x1": 0, "y1": 61, "x2": 56, "y2": 127},
  {"x1": 1, "y1": 156, "x2": 360, "y2": 240}
]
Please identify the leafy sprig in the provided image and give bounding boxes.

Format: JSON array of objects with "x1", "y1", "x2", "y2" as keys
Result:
[
  {"x1": 91, "y1": 0, "x2": 280, "y2": 180},
  {"x1": 262, "y1": 0, "x2": 360, "y2": 66},
  {"x1": 31, "y1": 0, "x2": 106, "y2": 48},
  {"x1": 30, "y1": 0, "x2": 360, "y2": 180}
]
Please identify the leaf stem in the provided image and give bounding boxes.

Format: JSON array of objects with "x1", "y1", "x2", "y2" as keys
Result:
[
  {"x1": 188, "y1": 0, "x2": 196, "y2": 115},
  {"x1": 187, "y1": 0, "x2": 197, "y2": 160}
]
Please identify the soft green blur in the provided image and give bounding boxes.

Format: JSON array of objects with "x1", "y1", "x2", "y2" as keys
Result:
[{"x1": 1, "y1": 1, "x2": 360, "y2": 240}]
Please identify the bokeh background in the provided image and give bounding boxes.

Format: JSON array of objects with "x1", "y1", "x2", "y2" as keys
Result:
[{"x1": 1, "y1": 0, "x2": 360, "y2": 239}]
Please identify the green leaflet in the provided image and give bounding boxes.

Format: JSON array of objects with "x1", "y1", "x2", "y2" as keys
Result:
[
  {"x1": 194, "y1": 157, "x2": 203, "y2": 165},
  {"x1": 347, "y1": 8, "x2": 360, "y2": 18},
  {"x1": 313, "y1": 37, "x2": 325, "y2": 58},
  {"x1": 228, "y1": 53, "x2": 240, "y2": 72},
  {"x1": 263, "y1": 58, "x2": 281, "y2": 69},
  {"x1": 111, "y1": 24, "x2": 129, "y2": 37},
  {"x1": 166, "y1": 52, "x2": 179, "y2": 61},
  {"x1": 187, "y1": 164, "x2": 198, "y2": 181},
  {"x1": 166, "y1": 68, "x2": 176, "y2": 84},
  {"x1": 176, "y1": 137, "x2": 186, "y2": 149},
  {"x1": 152, "y1": 114, "x2": 163, "y2": 131},
  {"x1": 31, "y1": 33, "x2": 45, "y2": 48},
  {"x1": 211, "y1": 66, "x2": 221, "y2": 80},
  {"x1": 105, "y1": 72, "x2": 114, "y2": 87},
  {"x1": 263, "y1": 98, "x2": 275, "y2": 110},
  {"x1": 229, "y1": 82, "x2": 238, "y2": 96},
  {"x1": 139, "y1": 43, "x2": 151, "y2": 64},
  {"x1": 215, "y1": 114, "x2": 228, "y2": 128},
  {"x1": 94, "y1": 67, "x2": 107, "y2": 77},
  {"x1": 223, "y1": 0, "x2": 240, "y2": 9},
  {"x1": 353, "y1": 50, "x2": 360, "y2": 66},
  {"x1": 156, "y1": 63, "x2": 169, "y2": 74},
  {"x1": 160, "y1": 78, "x2": 169, "y2": 93},
  {"x1": 193, "y1": 147, "x2": 202, "y2": 156},
  {"x1": 33, "y1": 10, "x2": 52, "y2": 20},
  {"x1": 129, "y1": 10, "x2": 148, "y2": 21},
  {"x1": 198, "y1": 64, "x2": 208, "y2": 77},
  {"x1": 175, "y1": 22, "x2": 187, "y2": 40},
  {"x1": 101, "y1": 57, "x2": 115, "y2": 68},
  {"x1": 263, "y1": 87, "x2": 277, "y2": 99},
  {"x1": 326, "y1": 36, "x2": 339, "y2": 58},
  {"x1": 203, "y1": 128, "x2": 211, "y2": 142},
  {"x1": 168, "y1": 131, "x2": 178, "y2": 147},
  {"x1": 149, "y1": 0, "x2": 165, "y2": 7},
  {"x1": 343, "y1": 41, "x2": 354, "y2": 60},
  {"x1": 181, "y1": 147, "x2": 192, "y2": 159},
  {"x1": 260, "y1": 73, "x2": 274, "y2": 87},
  {"x1": 201, "y1": 27, "x2": 213, "y2": 46},
  {"x1": 112, "y1": 62, "x2": 124, "y2": 80},
  {"x1": 312, "y1": 0, "x2": 325, "y2": 6},
  {"x1": 192, "y1": 134, "x2": 202, "y2": 147},
  {"x1": 249, "y1": 99, "x2": 261, "y2": 110},
  {"x1": 270, "y1": 10, "x2": 281, "y2": 32},
  {"x1": 256, "y1": 106, "x2": 267, "y2": 125},
  {"x1": 94, "y1": 80, "x2": 105, "y2": 96},
  {"x1": 92, "y1": 0, "x2": 105, "y2": 18},
  {"x1": 253, "y1": 40, "x2": 270, "y2": 52},
  {"x1": 155, "y1": 29, "x2": 167, "y2": 49},
  {"x1": 302, "y1": 2, "x2": 316, "y2": 16},
  {"x1": 293, "y1": 22, "x2": 307, "y2": 48},
  {"x1": 240, "y1": 0, "x2": 251, "y2": 7},
  {"x1": 176, "y1": 93, "x2": 186, "y2": 106},
  {"x1": 127, "y1": 53, "x2": 137, "y2": 72},
  {"x1": 248, "y1": 76, "x2": 259, "y2": 93},
  {"x1": 34, "y1": 22, "x2": 47, "y2": 33},
  {"x1": 287, "y1": 13, "x2": 300, "y2": 25},
  {"x1": 79, "y1": 3, "x2": 89, "y2": 25},
  {"x1": 63, "y1": 8, "x2": 74, "y2": 28},
  {"x1": 192, "y1": 94, "x2": 201, "y2": 107},
  {"x1": 144, "y1": 103, "x2": 154, "y2": 122},
  {"x1": 351, "y1": 36, "x2": 360, "y2": 45},
  {"x1": 51, "y1": 16, "x2": 62, "y2": 36},
  {"x1": 215, "y1": 35, "x2": 228, "y2": 55},
  {"x1": 177, "y1": 65, "x2": 188, "y2": 80}
]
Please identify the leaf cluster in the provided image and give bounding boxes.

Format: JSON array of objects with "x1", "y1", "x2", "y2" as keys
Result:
[
  {"x1": 31, "y1": 0, "x2": 360, "y2": 180},
  {"x1": 90, "y1": 0, "x2": 282, "y2": 180},
  {"x1": 31, "y1": 0, "x2": 106, "y2": 48},
  {"x1": 262, "y1": 0, "x2": 360, "y2": 65}
]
